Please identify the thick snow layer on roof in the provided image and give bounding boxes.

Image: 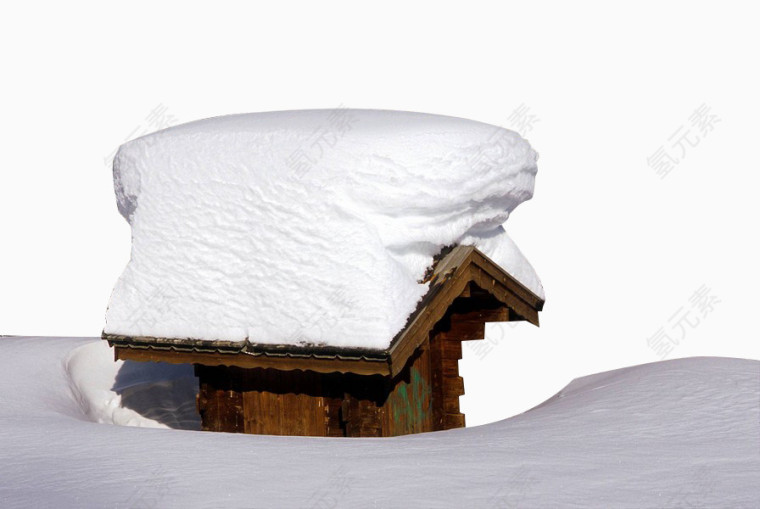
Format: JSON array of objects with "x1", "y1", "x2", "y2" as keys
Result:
[
  {"x1": 2, "y1": 338, "x2": 759, "y2": 507},
  {"x1": 104, "y1": 110, "x2": 543, "y2": 348}
]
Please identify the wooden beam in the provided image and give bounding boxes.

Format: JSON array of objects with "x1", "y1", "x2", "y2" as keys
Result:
[
  {"x1": 471, "y1": 251, "x2": 544, "y2": 310},
  {"x1": 468, "y1": 265, "x2": 540, "y2": 326},
  {"x1": 114, "y1": 346, "x2": 391, "y2": 376},
  {"x1": 388, "y1": 271, "x2": 471, "y2": 377}
]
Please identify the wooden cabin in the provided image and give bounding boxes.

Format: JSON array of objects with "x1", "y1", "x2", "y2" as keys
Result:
[{"x1": 104, "y1": 245, "x2": 544, "y2": 437}]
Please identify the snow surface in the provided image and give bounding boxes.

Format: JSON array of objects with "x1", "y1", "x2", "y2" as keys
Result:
[
  {"x1": 104, "y1": 110, "x2": 542, "y2": 348},
  {"x1": 1, "y1": 336, "x2": 758, "y2": 508}
]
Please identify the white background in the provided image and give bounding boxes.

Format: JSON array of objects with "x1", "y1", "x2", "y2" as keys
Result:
[{"x1": 1, "y1": 2, "x2": 757, "y2": 426}]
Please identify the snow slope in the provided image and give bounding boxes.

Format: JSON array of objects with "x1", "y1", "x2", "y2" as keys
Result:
[
  {"x1": 104, "y1": 110, "x2": 542, "y2": 349},
  {"x1": 1, "y1": 336, "x2": 758, "y2": 508}
]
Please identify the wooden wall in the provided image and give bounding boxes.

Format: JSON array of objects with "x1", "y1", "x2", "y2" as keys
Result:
[
  {"x1": 195, "y1": 360, "x2": 433, "y2": 437},
  {"x1": 382, "y1": 343, "x2": 434, "y2": 435},
  {"x1": 196, "y1": 365, "x2": 386, "y2": 437},
  {"x1": 195, "y1": 288, "x2": 508, "y2": 437}
]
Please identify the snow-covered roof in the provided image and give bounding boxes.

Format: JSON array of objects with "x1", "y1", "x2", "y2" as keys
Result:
[
  {"x1": 104, "y1": 109, "x2": 543, "y2": 350},
  {"x1": 105, "y1": 244, "x2": 544, "y2": 376}
]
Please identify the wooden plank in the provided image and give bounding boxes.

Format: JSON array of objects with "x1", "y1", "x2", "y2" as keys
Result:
[
  {"x1": 443, "y1": 413, "x2": 465, "y2": 429},
  {"x1": 428, "y1": 321, "x2": 468, "y2": 431},
  {"x1": 198, "y1": 367, "x2": 331, "y2": 437},
  {"x1": 321, "y1": 372, "x2": 345, "y2": 437},
  {"x1": 242, "y1": 384, "x2": 260, "y2": 434},
  {"x1": 443, "y1": 340, "x2": 462, "y2": 360},
  {"x1": 449, "y1": 376, "x2": 465, "y2": 396},
  {"x1": 196, "y1": 365, "x2": 244, "y2": 433},
  {"x1": 382, "y1": 342, "x2": 434, "y2": 436},
  {"x1": 468, "y1": 266, "x2": 539, "y2": 326},
  {"x1": 115, "y1": 346, "x2": 390, "y2": 376},
  {"x1": 450, "y1": 307, "x2": 509, "y2": 333},
  {"x1": 442, "y1": 396, "x2": 460, "y2": 414},
  {"x1": 388, "y1": 273, "x2": 471, "y2": 377},
  {"x1": 386, "y1": 248, "x2": 477, "y2": 370},
  {"x1": 439, "y1": 322, "x2": 485, "y2": 341},
  {"x1": 429, "y1": 333, "x2": 445, "y2": 431},
  {"x1": 334, "y1": 373, "x2": 388, "y2": 437},
  {"x1": 471, "y1": 250, "x2": 544, "y2": 310},
  {"x1": 429, "y1": 330, "x2": 467, "y2": 431},
  {"x1": 359, "y1": 399, "x2": 383, "y2": 437},
  {"x1": 324, "y1": 396, "x2": 344, "y2": 437}
]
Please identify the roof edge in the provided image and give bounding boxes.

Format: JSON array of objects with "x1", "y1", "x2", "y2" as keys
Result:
[
  {"x1": 104, "y1": 245, "x2": 544, "y2": 376},
  {"x1": 103, "y1": 333, "x2": 390, "y2": 362}
]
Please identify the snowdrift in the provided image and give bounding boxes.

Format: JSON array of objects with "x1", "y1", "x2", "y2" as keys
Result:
[
  {"x1": 1, "y1": 336, "x2": 758, "y2": 508},
  {"x1": 104, "y1": 110, "x2": 542, "y2": 348}
]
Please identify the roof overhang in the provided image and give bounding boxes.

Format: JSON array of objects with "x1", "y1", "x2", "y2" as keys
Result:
[{"x1": 105, "y1": 245, "x2": 544, "y2": 377}]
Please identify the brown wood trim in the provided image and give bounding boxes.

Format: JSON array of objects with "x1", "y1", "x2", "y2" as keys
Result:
[
  {"x1": 467, "y1": 265, "x2": 540, "y2": 326},
  {"x1": 387, "y1": 246, "x2": 542, "y2": 376},
  {"x1": 386, "y1": 248, "x2": 478, "y2": 366},
  {"x1": 444, "y1": 413, "x2": 465, "y2": 429},
  {"x1": 114, "y1": 346, "x2": 391, "y2": 376},
  {"x1": 470, "y1": 250, "x2": 544, "y2": 310},
  {"x1": 388, "y1": 273, "x2": 471, "y2": 377},
  {"x1": 104, "y1": 333, "x2": 388, "y2": 362}
]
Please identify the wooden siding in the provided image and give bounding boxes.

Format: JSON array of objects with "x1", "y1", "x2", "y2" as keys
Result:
[
  {"x1": 196, "y1": 365, "x2": 388, "y2": 437},
  {"x1": 195, "y1": 365, "x2": 245, "y2": 433},
  {"x1": 194, "y1": 285, "x2": 509, "y2": 437},
  {"x1": 382, "y1": 343, "x2": 434, "y2": 436}
]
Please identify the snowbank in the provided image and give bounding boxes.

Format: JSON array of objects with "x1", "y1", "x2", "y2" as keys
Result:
[
  {"x1": 104, "y1": 110, "x2": 542, "y2": 348},
  {"x1": 65, "y1": 341, "x2": 198, "y2": 429},
  {"x1": 1, "y1": 337, "x2": 758, "y2": 508}
]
